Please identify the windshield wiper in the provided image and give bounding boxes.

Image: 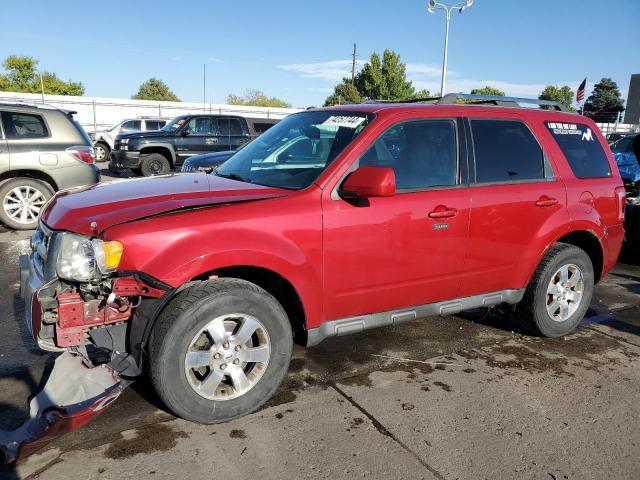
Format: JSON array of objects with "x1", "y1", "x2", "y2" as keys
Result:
[{"x1": 215, "y1": 171, "x2": 251, "y2": 183}]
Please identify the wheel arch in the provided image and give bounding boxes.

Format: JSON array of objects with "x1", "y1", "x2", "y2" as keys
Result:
[
  {"x1": 0, "y1": 170, "x2": 58, "y2": 191},
  {"x1": 139, "y1": 145, "x2": 175, "y2": 165},
  {"x1": 555, "y1": 230, "x2": 604, "y2": 283}
]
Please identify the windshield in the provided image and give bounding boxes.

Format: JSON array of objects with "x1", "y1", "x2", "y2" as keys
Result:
[
  {"x1": 216, "y1": 111, "x2": 373, "y2": 190},
  {"x1": 161, "y1": 115, "x2": 188, "y2": 133}
]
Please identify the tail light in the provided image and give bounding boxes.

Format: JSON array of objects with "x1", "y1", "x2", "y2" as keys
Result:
[
  {"x1": 615, "y1": 186, "x2": 626, "y2": 223},
  {"x1": 66, "y1": 146, "x2": 95, "y2": 164}
]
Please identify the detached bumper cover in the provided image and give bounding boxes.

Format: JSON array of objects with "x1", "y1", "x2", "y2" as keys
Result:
[{"x1": 0, "y1": 352, "x2": 130, "y2": 464}]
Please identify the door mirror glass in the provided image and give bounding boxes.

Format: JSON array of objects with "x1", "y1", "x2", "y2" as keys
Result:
[{"x1": 340, "y1": 166, "x2": 396, "y2": 198}]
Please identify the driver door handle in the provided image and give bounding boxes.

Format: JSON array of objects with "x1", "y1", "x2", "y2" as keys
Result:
[
  {"x1": 428, "y1": 205, "x2": 458, "y2": 219},
  {"x1": 535, "y1": 195, "x2": 558, "y2": 207}
]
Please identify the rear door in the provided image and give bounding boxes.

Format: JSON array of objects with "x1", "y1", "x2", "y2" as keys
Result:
[
  {"x1": 0, "y1": 111, "x2": 9, "y2": 173},
  {"x1": 215, "y1": 117, "x2": 251, "y2": 152},
  {"x1": 458, "y1": 116, "x2": 568, "y2": 297}
]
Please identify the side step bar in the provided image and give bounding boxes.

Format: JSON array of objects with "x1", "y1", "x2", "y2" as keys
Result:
[{"x1": 306, "y1": 289, "x2": 525, "y2": 347}]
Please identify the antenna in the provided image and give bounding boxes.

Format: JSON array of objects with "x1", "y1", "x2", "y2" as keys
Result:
[
  {"x1": 203, "y1": 63, "x2": 206, "y2": 114},
  {"x1": 39, "y1": 72, "x2": 45, "y2": 103}
]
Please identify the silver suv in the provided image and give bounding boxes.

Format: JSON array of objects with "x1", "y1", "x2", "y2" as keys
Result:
[
  {"x1": 0, "y1": 102, "x2": 100, "y2": 230},
  {"x1": 88, "y1": 117, "x2": 169, "y2": 162}
]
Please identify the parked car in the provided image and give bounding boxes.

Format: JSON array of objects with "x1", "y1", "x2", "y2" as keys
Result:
[
  {"x1": 109, "y1": 115, "x2": 279, "y2": 176},
  {"x1": 611, "y1": 135, "x2": 640, "y2": 192},
  {"x1": 88, "y1": 117, "x2": 169, "y2": 162},
  {"x1": 21, "y1": 95, "x2": 625, "y2": 424},
  {"x1": 181, "y1": 150, "x2": 236, "y2": 172},
  {"x1": 0, "y1": 102, "x2": 99, "y2": 230},
  {"x1": 606, "y1": 131, "x2": 628, "y2": 144}
]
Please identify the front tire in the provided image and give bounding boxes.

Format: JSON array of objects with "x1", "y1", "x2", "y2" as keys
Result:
[
  {"x1": 517, "y1": 243, "x2": 594, "y2": 337},
  {"x1": 140, "y1": 153, "x2": 171, "y2": 176},
  {"x1": 148, "y1": 279, "x2": 293, "y2": 424},
  {"x1": 0, "y1": 178, "x2": 54, "y2": 230},
  {"x1": 94, "y1": 142, "x2": 110, "y2": 162}
]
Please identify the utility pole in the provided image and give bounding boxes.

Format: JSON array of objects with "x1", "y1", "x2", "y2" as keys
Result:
[
  {"x1": 39, "y1": 72, "x2": 45, "y2": 103},
  {"x1": 351, "y1": 43, "x2": 357, "y2": 84},
  {"x1": 203, "y1": 64, "x2": 206, "y2": 113}
]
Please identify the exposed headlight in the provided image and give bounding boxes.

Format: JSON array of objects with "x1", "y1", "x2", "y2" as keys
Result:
[
  {"x1": 120, "y1": 138, "x2": 129, "y2": 145},
  {"x1": 57, "y1": 234, "x2": 124, "y2": 282}
]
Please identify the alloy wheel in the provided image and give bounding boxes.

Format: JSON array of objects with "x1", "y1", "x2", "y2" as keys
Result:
[
  {"x1": 546, "y1": 264, "x2": 584, "y2": 322},
  {"x1": 3, "y1": 185, "x2": 46, "y2": 225},
  {"x1": 184, "y1": 313, "x2": 271, "y2": 401}
]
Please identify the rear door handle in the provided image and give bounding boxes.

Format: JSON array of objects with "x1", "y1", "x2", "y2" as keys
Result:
[
  {"x1": 428, "y1": 205, "x2": 458, "y2": 219},
  {"x1": 535, "y1": 195, "x2": 558, "y2": 207}
]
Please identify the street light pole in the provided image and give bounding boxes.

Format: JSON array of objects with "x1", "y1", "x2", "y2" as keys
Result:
[{"x1": 428, "y1": 0, "x2": 474, "y2": 96}]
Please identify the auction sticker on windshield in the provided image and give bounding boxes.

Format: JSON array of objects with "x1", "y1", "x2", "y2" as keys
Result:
[{"x1": 322, "y1": 116, "x2": 366, "y2": 128}]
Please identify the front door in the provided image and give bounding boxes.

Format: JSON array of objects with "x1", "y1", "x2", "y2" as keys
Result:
[
  {"x1": 458, "y1": 116, "x2": 569, "y2": 297},
  {"x1": 0, "y1": 113, "x2": 8, "y2": 173},
  {"x1": 322, "y1": 117, "x2": 470, "y2": 321},
  {"x1": 176, "y1": 116, "x2": 218, "y2": 163}
]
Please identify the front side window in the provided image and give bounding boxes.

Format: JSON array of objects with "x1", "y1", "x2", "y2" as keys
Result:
[
  {"x1": 184, "y1": 117, "x2": 216, "y2": 135},
  {"x1": 1, "y1": 111, "x2": 48, "y2": 139},
  {"x1": 162, "y1": 116, "x2": 188, "y2": 133},
  {"x1": 121, "y1": 120, "x2": 141, "y2": 132},
  {"x1": 360, "y1": 119, "x2": 457, "y2": 190},
  {"x1": 217, "y1": 111, "x2": 373, "y2": 190},
  {"x1": 471, "y1": 119, "x2": 544, "y2": 183},
  {"x1": 545, "y1": 122, "x2": 611, "y2": 179}
]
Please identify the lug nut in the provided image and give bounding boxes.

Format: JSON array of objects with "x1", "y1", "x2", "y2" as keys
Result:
[
  {"x1": 223, "y1": 342, "x2": 230, "y2": 349},
  {"x1": 213, "y1": 353, "x2": 221, "y2": 359},
  {"x1": 235, "y1": 345, "x2": 242, "y2": 352},
  {"x1": 220, "y1": 363, "x2": 227, "y2": 370},
  {"x1": 233, "y1": 359, "x2": 240, "y2": 365}
]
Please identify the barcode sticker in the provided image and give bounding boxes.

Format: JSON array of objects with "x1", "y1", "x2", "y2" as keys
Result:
[{"x1": 321, "y1": 116, "x2": 366, "y2": 128}]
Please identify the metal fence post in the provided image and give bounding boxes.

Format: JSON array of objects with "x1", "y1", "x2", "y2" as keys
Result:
[
  {"x1": 159, "y1": 103, "x2": 162, "y2": 117},
  {"x1": 92, "y1": 100, "x2": 97, "y2": 130}
]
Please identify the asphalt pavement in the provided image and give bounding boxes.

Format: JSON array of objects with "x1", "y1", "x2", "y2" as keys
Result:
[{"x1": 0, "y1": 173, "x2": 639, "y2": 479}]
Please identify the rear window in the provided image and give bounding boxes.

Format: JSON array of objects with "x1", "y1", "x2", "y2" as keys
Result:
[
  {"x1": 253, "y1": 122, "x2": 275, "y2": 134},
  {"x1": 1, "y1": 111, "x2": 49, "y2": 139},
  {"x1": 545, "y1": 122, "x2": 612, "y2": 179},
  {"x1": 218, "y1": 118, "x2": 244, "y2": 136}
]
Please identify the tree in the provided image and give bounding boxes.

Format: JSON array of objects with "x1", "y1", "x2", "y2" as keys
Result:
[
  {"x1": 583, "y1": 78, "x2": 625, "y2": 123},
  {"x1": 0, "y1": 55, "x2": 84, "y2": 95},
  {"x1": 538, "y1": 85, "x2": 575, "y2": 111},
  {"x1": 470, "y1": 86, "x2": 506, "y2": 96},
  {"x1": 132, "y1": 78, "x2": 180, "y2": 102},
  {"x1": 323, "y1": 82, "x2": 363, "y2": 106},
  {"x1": 227, "y1": 89, "x2": 291, "y2": 108},
  {"x1": 325, "y1": 49, "x2": 421, "y2": 106}
]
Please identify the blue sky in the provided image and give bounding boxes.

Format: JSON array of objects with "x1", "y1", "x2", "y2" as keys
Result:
[{"x1": 0, "y1": 0, "x2": 638, "y2": 107}]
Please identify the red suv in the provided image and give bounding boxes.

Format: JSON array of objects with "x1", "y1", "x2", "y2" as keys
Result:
[{"x1": 20, "y1": 95, "x2": 625, "y2": 423}]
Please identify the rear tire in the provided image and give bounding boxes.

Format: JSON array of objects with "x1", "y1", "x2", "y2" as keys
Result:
[
  {"x1": 148, "y1": 278, "x2": 293, "y2": 424},
  {"x1": 0, "y1": 178, "x2": 54, "y2": 230},
  {"x1": 140, "y1": 153, "x2": 171, "y2": 176},
  {"x1": 130, "y1": 167, "x2": 143, "y2": 176},
  {"x1": 517, "y1": 243, "x2": 594, "y2": 337}
]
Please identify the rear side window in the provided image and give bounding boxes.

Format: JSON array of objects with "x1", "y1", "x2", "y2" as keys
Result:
[
  {"x1": 545, "y1": 122, "x2": 612, "y2": 179},
  {"x1": 218, "y1": 118, "x2": 244, "y2": 136},
  {"x1": 253, "y1": 122, "x2": 275, "y2": 133},
  {"x1": 470, "y1": 119, "x2": 544, "y2": 183},
  {"x1": 145, "y1": 120, "x2": 163, "y2": 130},
  {"x1": 1, "y1": 111, "x2": 49, "y2": 139}
]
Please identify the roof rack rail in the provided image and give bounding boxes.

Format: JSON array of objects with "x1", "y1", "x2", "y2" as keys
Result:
[
  {"x1": 437, "y1": 93, "x2": 569, "y2": 112},
  {"x1": 363, "y1": 94, "x2": 569, "y2": 112}
]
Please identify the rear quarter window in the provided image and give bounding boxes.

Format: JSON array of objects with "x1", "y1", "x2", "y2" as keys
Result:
[
  {"x1": 1, "y1": 111, "x2": 49, "y2": 139},
  {"x1": 545, "y1": 121, "x2": 612, "y2": 179}
]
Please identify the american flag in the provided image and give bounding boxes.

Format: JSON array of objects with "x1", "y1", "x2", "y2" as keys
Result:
[{"x1": 576, "y1": 78, "x2": 586, "y2": 103}]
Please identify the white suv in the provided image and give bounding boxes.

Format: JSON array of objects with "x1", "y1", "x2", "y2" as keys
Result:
[{"x1": 88, "y1": 117, "x2": 169, "y2": 162}]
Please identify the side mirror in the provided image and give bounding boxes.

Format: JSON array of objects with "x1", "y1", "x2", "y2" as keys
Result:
[{"x1": 340, "y1": 166, "x2": 395, "y2": 199}]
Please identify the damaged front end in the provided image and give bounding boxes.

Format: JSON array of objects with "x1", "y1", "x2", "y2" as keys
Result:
[{"x1": 2, "y1": 221, "x2": 170, "y2": 463}]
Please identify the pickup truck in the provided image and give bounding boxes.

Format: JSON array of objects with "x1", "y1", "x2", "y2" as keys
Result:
[{"x1": 109, "y1": 115, "x2": 280, "y2": 176}]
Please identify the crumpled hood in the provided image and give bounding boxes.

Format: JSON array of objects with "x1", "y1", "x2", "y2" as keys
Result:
[{"x1": 42, "y1": 173, "x2": 288, "y2": 235}]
